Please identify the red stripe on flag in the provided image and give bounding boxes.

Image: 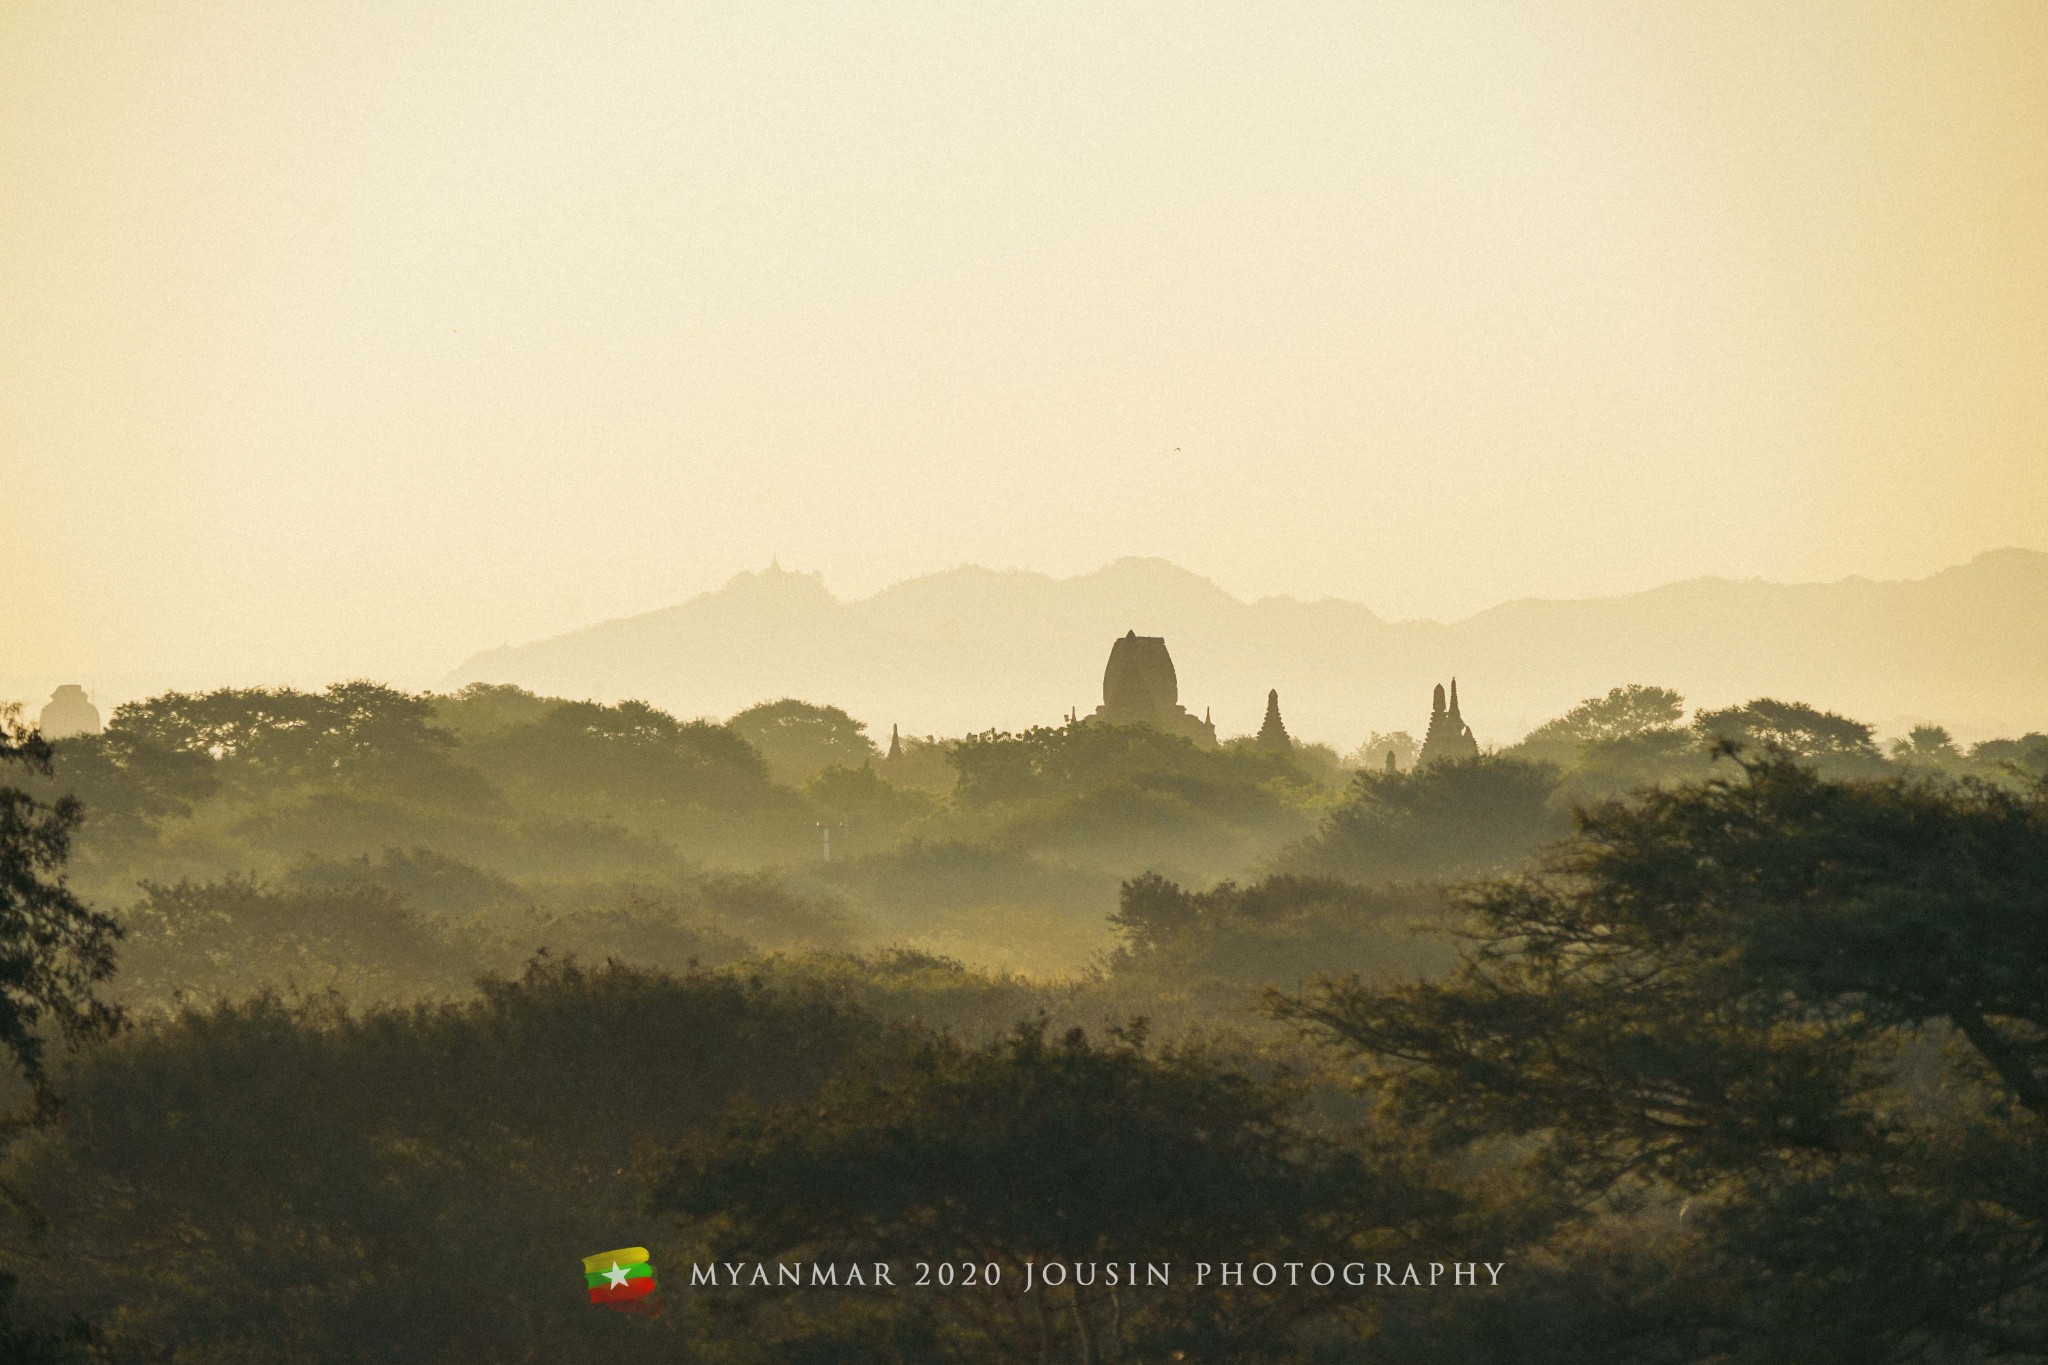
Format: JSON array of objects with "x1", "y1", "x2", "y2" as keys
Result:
[{"x1": 589, "y1": 1278, "x2": 658, "y2": 1304}]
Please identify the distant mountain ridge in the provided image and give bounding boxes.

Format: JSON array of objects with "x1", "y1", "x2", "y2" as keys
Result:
[{"x1": 448, "y1": 550, "x2": 2048, "y2": 748}]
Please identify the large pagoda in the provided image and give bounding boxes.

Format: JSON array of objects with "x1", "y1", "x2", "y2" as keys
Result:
[
  {"x1": 1090, "y1": 631, "x2": 1217, "y2": 746},
  {"x1": 1417, "y1": 678, "x2": 1479, "y2": 767}
]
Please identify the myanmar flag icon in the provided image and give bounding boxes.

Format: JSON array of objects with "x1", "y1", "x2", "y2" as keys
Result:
[{"x1": 583, "y1": 1247, "x2": 658, "y2": 1309}]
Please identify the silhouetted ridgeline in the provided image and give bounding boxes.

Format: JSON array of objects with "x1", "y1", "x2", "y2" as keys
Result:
[{"x1": 448, "y1": 549, "x2": 2048, "y2": 743}]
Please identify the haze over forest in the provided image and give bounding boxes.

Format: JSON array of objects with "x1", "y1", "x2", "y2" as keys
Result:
[
  {"x1": 448, "y1": 547, "x2": 2048, "y2": 746},
  {"x1": 5, "y1": 1, "x2": 2048, "y2": 1356}
]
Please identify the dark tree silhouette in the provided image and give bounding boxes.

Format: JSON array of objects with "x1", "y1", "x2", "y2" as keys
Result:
[
  {"x1": 1512, "y1": 685, "x2": 1686, "y2": 767},
  {"x1": 1691, "y1": 697, "x2": 1885, "y2": 774},
  {"x1": 1287, "y1": 754, "x2": 1566, "y2": 883},
  {"x1": 657, "y1": 1019, "x2": 1455, "y2": 1362},
  {"x1": 0, "y1": 709, "x2": 122, "y2": 1128},
  {"x1": 1277, "y1": 753, "x2": 2048, "y2": 1361}
]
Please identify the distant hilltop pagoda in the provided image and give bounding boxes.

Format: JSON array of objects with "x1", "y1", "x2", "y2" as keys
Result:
[
  {"x1": 1417, "y1": 679, "x2": 1479, "y2": 767},
  {"x1": 38, "y1": 685, "x2": 101, "y2": 740},
  {"x1": 1092, "y1": 631, "x2": 1217, "y2": 747}
]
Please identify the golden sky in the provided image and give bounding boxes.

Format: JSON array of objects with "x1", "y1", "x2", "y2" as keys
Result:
[{"x1": 4, "y1": 0, "x2": 2045, "y2": 692}]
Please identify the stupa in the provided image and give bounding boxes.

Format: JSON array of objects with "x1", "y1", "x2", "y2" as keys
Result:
[{"x1": 1254, "y1": 689, "x2": 1293, "y2": 752}]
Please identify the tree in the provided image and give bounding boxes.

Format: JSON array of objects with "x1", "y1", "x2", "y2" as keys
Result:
[
  {"x1": 1972, "y1": 732, "x2": 2048, "y2": 782},
  {"x1": 1691, "y1": 697, "x2": 1884, "y2": 775},
  {"x1": 1553, "y1": 726, "x2": 1715, "y2": 804},
  {"x1": 802, "y1": 763, "x2": 937, "y2": 851},
  {"x1": 23, "y1": 726, "x2": 216, "y2": 847},
  {"x1": 0, "y1": 707, "x2": 123, "y2": 1127},
  {"x1": 1276, "y1": 754, "x2": 2048, "y2": 1361},
  {"x1": 1286, "y1": 755, "x2": 1566, "y2": 884},
  {"x1": 478, "y1": 698, "x2": 773, "y2": 815},
  {"x1": 1, "y1": 958, "x2": 889, "y2": 1363},
  {"x1": 1108, "y1": 872, "x2": 1455, "y2": 999},
  {"x1": 726, "y1": 699, "x2": 878, "y2": 785},
  {"x1": 1350, "y1": 730, "x2": 1420, "y2": 774},
  {"x1": 947, "y1": 721, "x2": 1306, "y2": 810},
  {"x1": 655, "y1": 1019, "x2": 1455, "y2": 1362},
  {"x1": 115, "y1": 876, "x2": 482, "y2": 1009},
  {"x1": 876, "y1": 731, "x2": 959, "y2": 796},
  {"x1": 1889, "y1": 723, "x2": 1962, "y2": 767},
  {"x1": 105, "y1": 682, "x2": 473, "y2": 804},
  {"x1": 1512, "y1": 686, "x2": 1687, "y2": 767}
]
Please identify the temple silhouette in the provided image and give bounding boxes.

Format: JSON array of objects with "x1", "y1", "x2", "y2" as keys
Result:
[
  {"x1": 1417, "y1": 679, "x2": 1479, "y2": 767},
  {"x1": 1091, "y1": 631, "x2": 1217, "y2": 746},
  {"x1": 38, "y1": 685, "x2": 101, "y2": 740},
  {"x1": 1254, "y1": 689, "x2": 1293, "y2": 752}
]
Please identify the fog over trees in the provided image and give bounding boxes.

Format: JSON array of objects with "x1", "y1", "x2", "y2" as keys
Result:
[
  {"x1": 0, "y1": 657, "x2": 2043, "y2": 1360},
  {"x1": 9, "y1": 0, "x2": 2044, "y2": 1352}
]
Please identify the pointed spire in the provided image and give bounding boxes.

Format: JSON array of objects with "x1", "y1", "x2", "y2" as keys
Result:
[
  {"x1": 887, "y1": 724, "x2": 902, "y2": 761},
  {"x1": 1432, "y1": 683, "x2": 1446, "y2": 714},
  {"x1": 1385, "y1": 747, "x2": 1398, "y2": 773},
  {"x1": 1419, "y1": 678, "x2": 1480, "y2": 768},
  {"x1": 1256, "y1": 689, "x2": 1292, "y2": 752}
]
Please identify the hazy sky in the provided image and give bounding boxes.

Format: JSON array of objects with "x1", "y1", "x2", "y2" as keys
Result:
[{"x1": 5, "y1": 0, "x2": 2045, "y2": 695}]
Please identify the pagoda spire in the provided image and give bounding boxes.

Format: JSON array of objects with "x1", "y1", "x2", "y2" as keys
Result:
[
  {"x1": 1418, "y1": 678, "x2": 1480, "y2": 768},
  {"x1": 1255, "y1": 689, "x2": 1293, "y2": 752}
]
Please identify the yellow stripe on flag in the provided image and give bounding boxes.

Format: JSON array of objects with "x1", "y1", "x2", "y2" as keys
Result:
[{"x1": 582, "y1": 1248, "x2": 650, "y2": 1274}]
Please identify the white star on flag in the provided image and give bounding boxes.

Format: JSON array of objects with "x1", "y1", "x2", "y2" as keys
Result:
[{"x1": 605, "y1": 1262, "x2": 631, "y2": 1289}]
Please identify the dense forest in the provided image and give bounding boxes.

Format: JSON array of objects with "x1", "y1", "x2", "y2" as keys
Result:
[{"x1": 0, "y1": 680, "x2": 2044, "y2": 1361}]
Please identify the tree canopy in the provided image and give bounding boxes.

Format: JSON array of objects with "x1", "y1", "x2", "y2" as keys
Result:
[
  {"x1": 1277, "y1": 754, "x2": 2048, "y2": 1360},
  {"x1": 657, "y1": 1018, "x2": 1455, "y2": 1362},
  {"x1": 726, "y1": 699, "x2": 878, "y2": 785},
  {"x1": 1286, "y1": 754, "x2": 1567, "y2": 884},
  {"x1": 1691, "y1": 697, "x2": 1884, "y2": 773},
  {"x1": 1512, "y1": 685, "x2": 1686, "y2": 765}
]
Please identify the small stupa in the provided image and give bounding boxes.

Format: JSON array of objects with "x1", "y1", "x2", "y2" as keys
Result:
[{"x1": 1417, "y1": 679, "x2": 1479, "y2": 767}]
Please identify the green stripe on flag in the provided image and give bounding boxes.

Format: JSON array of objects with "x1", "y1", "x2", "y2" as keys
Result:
[{"x1": 586, "y1": 1261, "x2": 653, "y2": 1289}]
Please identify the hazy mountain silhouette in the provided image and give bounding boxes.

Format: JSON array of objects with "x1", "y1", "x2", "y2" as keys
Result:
[{"x1": 448, "y1": 550, "x2": 2048, "y2": 747}]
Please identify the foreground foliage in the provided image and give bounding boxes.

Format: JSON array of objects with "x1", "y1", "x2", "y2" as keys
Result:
[
  {"x1": 8, "y1": 678, "x2": 2048, "y2": 1359},
  {"x1": 1279, "y1": 754, "x2": 2048, "y2": 1361},
  {"x1": 2, "y1": 959, "x2": 898, "y2": 1362},
  {"x1": 658, "y1": 1020, "x2": 1466, "y2": 1362}
]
